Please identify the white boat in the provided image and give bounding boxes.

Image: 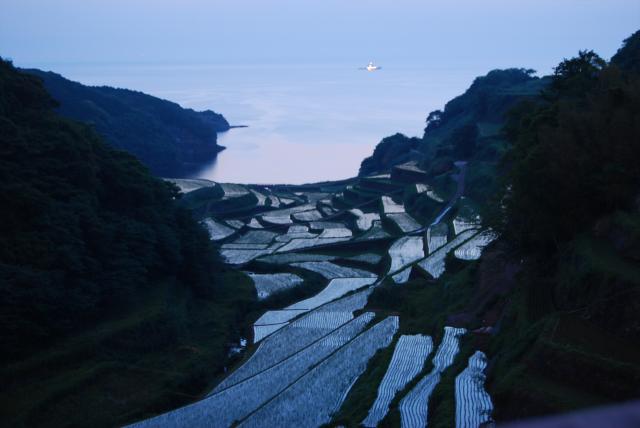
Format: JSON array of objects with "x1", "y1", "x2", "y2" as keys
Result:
[{"x1": 364, "y1": 61, "x2": 381, "y2": 71}]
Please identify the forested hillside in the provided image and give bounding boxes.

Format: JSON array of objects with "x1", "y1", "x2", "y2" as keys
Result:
[
  {"x1": 25, "y1": 69, "x2": 230, "y2": 177},
  {"x1": 359, "y1": 68, "x2": 549, "y2": 187},
  {"x1": 0, "y1": 59, "x2": 250, "y2": 427},
  {"x1": 487, "y1": 31, "x2": 640, "y2": 420}
]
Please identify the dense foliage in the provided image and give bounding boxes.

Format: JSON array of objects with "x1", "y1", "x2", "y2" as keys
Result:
[
  {"x1": 353, "y1": 30, "x2": 640, "y2": 423},
  {"x1": 359, "y1": 133, "x2": 420, "y2": 176},
  {"x1": 485, "y1": 32, "x2": 640, "y2": 420},
  {"x1": 359, "y1": 68, "x2": 549, "y2": 182},
  {"x1": 25, "y1": 69, "x2": 229, "y2": 177},
  {"x1": 611, "y1": 29, "x2": 640, "y2": 74},
  {"x1": 0, "y1": 59, "x2": 251, "y2": 427},
  {"x1": 502, "y1": 49, "x2": 640, "y2": 251}
]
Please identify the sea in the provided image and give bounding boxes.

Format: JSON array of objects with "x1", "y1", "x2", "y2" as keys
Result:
[{"x1": 31, "y1": 62, "x2": 482, "y2": 184}]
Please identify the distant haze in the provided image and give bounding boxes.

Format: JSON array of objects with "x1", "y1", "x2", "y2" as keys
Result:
[
  {"x1": 2, "y1": 1, "x2": 638, "y2": 184},
  {"x1": 2, "y1": 0, "x2": 638, "y2": 73}
]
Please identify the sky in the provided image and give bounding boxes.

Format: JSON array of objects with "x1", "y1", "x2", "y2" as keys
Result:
[{"x1": 1, "y1": 0, "x2": 639, "y2": 73}]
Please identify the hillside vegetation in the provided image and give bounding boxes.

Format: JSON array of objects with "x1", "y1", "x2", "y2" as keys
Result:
[
  {"x1": 351, "y1": 29, "x2": 640, "y2": 423},
  {"x1": 487, "y1": 32, "x2": 640, "y2": 420},
  {"x1": 25, "y1": 69, "x2": 230, "y2": 177},
  {"x1": 0, "y1": 59, "x2": 250, "y2": 427},
  {"x1": 359, "y1": 68, "x2": 549, "y2": 200}
]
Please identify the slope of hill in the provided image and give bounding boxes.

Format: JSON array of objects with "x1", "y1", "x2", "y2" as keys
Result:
[
  {"x1": 0, "y1": 58, "x2": 250, "y2": 428},
  {"x1": 358, "y1": 69, "x2": 553, "y2": 226},
  {"x1": 485, "y1": 33, "x2": 640, "y2": 421},
  {"x1": 25, "y1": 68, "x2": 230, "y2": 177}
]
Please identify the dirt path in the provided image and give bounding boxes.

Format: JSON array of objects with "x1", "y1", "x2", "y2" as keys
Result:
[{"x1": 411, "y1": 161, "x2": 467, "y2": 235}]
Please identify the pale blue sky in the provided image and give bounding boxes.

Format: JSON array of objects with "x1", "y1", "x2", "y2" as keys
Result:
[{"x1": 1, "y1": 0, "x2": 639, "y2": 73}]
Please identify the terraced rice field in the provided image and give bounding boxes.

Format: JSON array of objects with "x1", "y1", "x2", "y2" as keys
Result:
[
  {"x1": 349, "y1": 208, "x2": 381, "y2": 231},
  {"x1": 166, "y1": 178, "x2": 217, "y2": 194},
  {"x1": 220, "y1": 183, "x2": 250, "y2": 199},
  {"x1": 399, "y1": 327, "x2": 467, "y2": 428},
  {"x1": 417, "y1": 228, "x2": 478, "y2": 279},
  {"x1": 453, "y1": 215, "x2": 481, "y2": 235},
  {"x1": 455, "y1": 351, "x2": 493, "y2": 428},
  {"x1": 278, "y1": 197, "x2": 296, "y2": 205},
  {"x1": 253, "y1": 277, "x2": 376, "y2": 341},
  {"x1": 290, "y1": 261, "x2": 375, "y2": 279},
  {"x1": 388, "y1": 236, "x2": 425, "y2": 277},
  {"x1": 381, "y1": 196, "x2": 405, "y2": 214},
  {"x1": 415, "y1": 183, "x2": 445, "y2": 203},
  {"x1": 293, "y1": 191, "x2": 329, "y2": 202},
  {"x1": 225, "y1": 219, "x2": 245, "y2": 229},
  {"x1": 274, "y1": 225, "x2": 318, "y2": 243},
  {"x1": 247, "y1": 218, "x2": 263, "y2": 228},
  {"x1": 220, "y1": 242, "x2": 285, "y2": 265},
  {"x1": 319, "y1": 227, "x2": 353, "y2": 238},
  {"x1": 275, "y1": 235, "x2": 352, "y2": 253},
  {"x1": 137, "y1": 178, "x2": 498, "y2": 427},
  {"x1": 287, "y1": 277, "x2": 377, "y2": 310},
  {"x1": 216, "y1": 290, "x2": 372, "y2": 392},
  {"x1": 267, "y1": 196, "x2": 281, "y2": 208},
  {"x1": 261, "y1": 203, "x2": 316, "y2": 219},
  {"x1": 427, "y1": 223, "x2": 448, "y2": 254},
  {"x1": 453, "y1": 229, "x2": 497, "y2": 260},
  {"x1": 258, "y1": 253, "x2": 337, "y2": 264},
  {"x1": 261, "y1": 215, "x2": 294, "y2": 225},
  {"x1": 290, "y1": 210, "x2": 321, "y2": 222},
  {"x1": 391, "y1": 266, "x2": 413, "y2": 284},
  {"x1": 309, "y1": 221, "x2": 345, "y2": 230},
  {"x1": 203, "y1": 218, "x2": 236, "y2": 241},
  {"x1": 362, "y1": 335, "x2": 433, "y2": 427},
  {"x1": 250, "y1": 189, "x2": 267, "y2": 206},
  {"x1": 238, "y1": 317, "x2": 399, "y2": 428},
  {"x1": 245, "y1": 273, "x2": 304, "y2": 300},
  {"x1": 129, "y1": 314, "x2": 376, "y2": 428},
  {"x1": 233, "y1": 230, "x2": 278, "y2": 244},
  {"x1": 319, "y1": 205, "x2": 338, "y2": 216},
  {"x1": 356, "y1": 220, "x2": 391, "y2": 241},
  {"x1": 387, "y1": 212, "x2": 422, "y2": 233}
]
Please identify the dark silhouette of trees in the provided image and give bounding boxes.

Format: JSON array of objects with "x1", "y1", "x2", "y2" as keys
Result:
[
  {"x1": 450, "y1": 123, "x2": 479, "y2": 159},
  {"x1": 501, "y1": 49, "x2": 640, "y2": 252},
  {"x1": 611, "y1": 30, "x2": 640, "y2": 73}
]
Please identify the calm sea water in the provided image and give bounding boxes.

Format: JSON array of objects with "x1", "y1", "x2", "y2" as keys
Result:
[{"x1": 36, "y1": 63, "x2": 480, "y2": 184}]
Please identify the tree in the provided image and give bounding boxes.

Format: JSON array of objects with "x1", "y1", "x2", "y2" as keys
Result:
[
  {"x1": 450, "y1": 123, "x2": 479, "y2": 159},
  {"x1": 611, "y1": 30, "x2": 640, "y2": 73},
  {"x1": 502, "y1": 52, "x2": 640, "y2": 252},
  {"x1": 425, "y1": 109, "x2": 443, "y2": 132},
  {"x1": 550, "y1": 50, "x2": 607, "y2": 96}
]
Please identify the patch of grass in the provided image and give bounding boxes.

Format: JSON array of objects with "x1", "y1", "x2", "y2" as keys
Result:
[
  {"x1": 572, "y1": 235, "x2": 640, "y2": 285},
  {"x1": 368, "y1": 261, "x2": 479, "y2": 337},
  {"x1": 329, "y1": 261, "x2": 480, "y2": 427},
  {"x1": 330, "y1": 338, "x2": 398, "y2": 427},
  {"x1": 427, "y1": 338, "x2": 476, "y2": 428},
  {"x1": 0, "y1": 270, "x2": 255, "y2": 428}
]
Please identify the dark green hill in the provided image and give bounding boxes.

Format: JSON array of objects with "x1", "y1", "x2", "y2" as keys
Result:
[
  {"x1": 0, "y1": 59, "x2": 251, "y2": 427},
  {"x1": 480, "y1": 40, "x2": 640, "y2": 421},
  {"x1": 611, "y1": 29, "x2": 640, "y2": 73},
  {"x1": 359, "y1": 68, "x2": 550, "y2": 179},
  {"x1": 24, "y1": 68, "x2": 230, "y2": 177}
]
